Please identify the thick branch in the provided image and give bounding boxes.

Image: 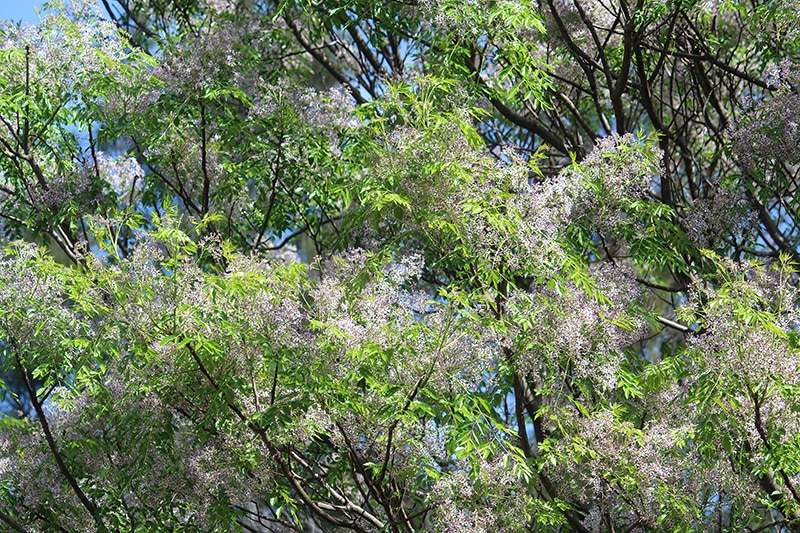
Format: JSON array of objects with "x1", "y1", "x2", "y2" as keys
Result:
[{"x1": 0, "y1": 510, "x2": 31, "y2": 533}]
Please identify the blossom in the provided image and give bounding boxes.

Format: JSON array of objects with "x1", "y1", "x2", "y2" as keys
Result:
[
  {"x1": 2, "y1": 1, "x2": 130, "y2": 90},
  {"x1": 681, "y1": 184, "x2": 754, "y2": 249},
  {"x1": 684, "y1": 259, "x2": 800, "y2": 386},
  {"x1": 509, "y1": 260, "x2": 648, "y2": 390},
  {"x1": 729, "y1": 63, "x2": 800, "y2": 171},
  {"x1": 96, "y1": 152, "x2": 143, "y2": 197},
  {"x1": 429, "y1": 450, "x2": 533, "y2": 532}
]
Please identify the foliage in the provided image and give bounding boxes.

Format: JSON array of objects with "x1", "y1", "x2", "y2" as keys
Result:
[{"x1": 0, "y1": 0, "x2": 799, "y2": 531}]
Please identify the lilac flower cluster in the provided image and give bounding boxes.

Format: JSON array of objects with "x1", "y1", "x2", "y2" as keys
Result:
[
  {"x1": 95, "y1": 152, "x2": 143, "y2": 198},
  {"x1": 544, "y1": 0, "x2": 621, "y2": 50},
  {"x1": 4, "y1": 367, "x2": 267, "y2": 529},
  {"x1": 0, "y1": 242, "x2": 83, "y2": 367},
  {"x1": 0, "y1": 241, "x2": 306, "y2": 526},
  {"x1": 474, "y1": 134, "x2": 656, "y2": 273},
  {"x1": 507, "y1": 261, "x2": 647, "y2": 390},
  {"x1": 35, "y1": 163, "x2": 102, "y2": 214},
  {"x1": 0, "y1": 425, "x2": 95, "y2": 530},
  {"x1": 248, "y1": 80, "x2": 361, "y2": 162},
  {"x1": 729, "y1": 63, "x2": 800, "y2": 171},
  {"x1": 3, "y1": 1, "x2": 129, "y2": 92},
  {"x1": 308, "y1": 250, "x2": 494, "y2": 392},
  {"x1": 672, "y1": 259, "x2": 800, "y2": 510},
  {"x1": 547, "y1": 398, "x2": 758, "y2": 531},
  {"x1": 200, "y1": 0, "x2": 237, "y2": 13},
  {"x1": 420, "y1": 0, "x2": 546, "y2": 41},
  {"x1": 0, "y1": 223, "x2": 492, "y2": 529},
  {"x1": 155, "y1": 19, "x2": 256, "y2": 95},
  {"x1": 370, "y1": 127, "x2": 657, "y2": 277},
  {"x1": 684, "y1": 259, "x2": 800, "y2": 386},
  {"x1": 429, "y1": 450, "x2": 532, "y2": 532},
  {"x1": 567, "y1": 134, "x2": 662, "y2": 227},
  {"x1": 251, "y1": 81, "x2": 361, "y2": 132},
  {"x1": 681, "y1": 183, "x2": 754, "y2": 249},
  {"x1": 141, "y1": 132, "x2": 227, "y2": 213}
]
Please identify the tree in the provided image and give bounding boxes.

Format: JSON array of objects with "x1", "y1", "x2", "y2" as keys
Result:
[{"x1": 1, "y1": 0, "x2": 799, "y2": 531}]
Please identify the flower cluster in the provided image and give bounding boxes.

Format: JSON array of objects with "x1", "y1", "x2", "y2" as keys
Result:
[
  {"x1": 35, "y1": 163, "x2": 103, "y2": 214},
  {"x1": 95, "y1": 151, "x2": 143, "y2": 198},
  {"x1": 668, "y1": 259, "x2": 800, "y2": 516},
  {"x1": 543, "y1": 0, "x2": 622, "y2": 55},
  {"x1": 466, "y1": 134, "x2": 657, "y2": 273},
  {"x1": 0, "y1": 242, "x2": 84, "y2": 368},
  {"x1": 681, "y1": 183, "x2": 754, "y2": 249},
  {"x1": 155, "y1": 18, "x2": 259, "y2": 94},
  {"x1": 684, "y1": 259, "x2": 800, "y2": 386},
  {"x1": 730, "y1": 63, "x2": 800, "y2": 171},
  {"x1": 566, "y1": 134, "x2": 661, "y2": 228},
  {"x1": 308, "y1": 250, "x2": 494, "y2": 391},
  {"x1": 420, "y1": 0, "x2": 545, "y2": 42},
  {"x1": 142, "y1": 132, "x2": 227, "y2": 214},
  {"x1": 250, "y1": 80, "x2": 361, "y2": 159},
  {"x1": 507, "y1": 261, "x2": 647, "y2": 390},
  {"x1": 0, "y1": 424, "x2": 95, "y2": 531},
  {"x1": 429, "y1": 450, "x2": 533, "y2": 533},
  {"x1": 367, "y1": 125, "x2": 659, "y2": 277},
  {"x1": 252, "y1": 82, "x2": 360, "y2": 131},
  {"x1": 546, "y1": 398, "x2": 758, "y2": 531},
  {"x1": 3, "y1": 1, "x2": 130, "y2": 91}
]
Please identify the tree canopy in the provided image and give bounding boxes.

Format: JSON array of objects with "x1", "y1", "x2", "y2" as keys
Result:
[{"x1": 1, "y1": 0, "x2": 800, "y2": 531}]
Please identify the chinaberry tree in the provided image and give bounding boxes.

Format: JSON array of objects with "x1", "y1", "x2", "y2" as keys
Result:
[{"x1": 0, "y1": 0, "x2": 799, "y2": 531}]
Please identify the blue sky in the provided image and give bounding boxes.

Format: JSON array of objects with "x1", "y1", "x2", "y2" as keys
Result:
[{"x1": 1, "y1": 1, "x2": 47, "y2": 24}]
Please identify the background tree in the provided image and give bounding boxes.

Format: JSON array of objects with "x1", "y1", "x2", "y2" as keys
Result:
[{"x1": 1, "y1": 0, "x2": 800, "y2": 532}]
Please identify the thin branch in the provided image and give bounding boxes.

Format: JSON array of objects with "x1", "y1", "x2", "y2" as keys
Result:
[
  {"x1": 656, "y1": 315, "x2": 691, "y2": 333},
  {"x1": 185, "y1": 342, "x2": 377, "y2": 532},
  {"x1": 283, "y1": 17, "x2": 366, "y2": 105}
]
